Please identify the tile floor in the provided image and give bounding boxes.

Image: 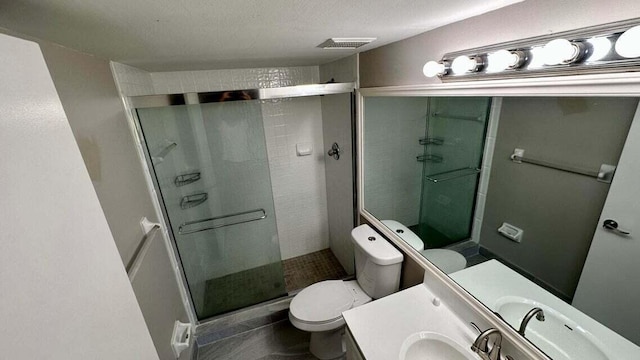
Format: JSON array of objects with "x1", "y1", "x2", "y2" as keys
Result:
[
  {"x1": 197, "y1": 319, "x2": 316, "y2": 360},
  {"x1": 198, "y1": 249, "x2": 347, "y2": 318},
  {"x1": 196, "y1": 249, "x2": 348, "y2": 360},
  {"x1": 195, "y1": 247, "x2": 490, "y2": 360},
  {"x1": 282, "y1": 248, "x2": 348, "y2": 292}
]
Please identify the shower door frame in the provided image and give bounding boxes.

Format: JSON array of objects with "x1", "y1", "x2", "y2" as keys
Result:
[{"x1": 127, "y1": 82, "x2": 355, "y2": 325}]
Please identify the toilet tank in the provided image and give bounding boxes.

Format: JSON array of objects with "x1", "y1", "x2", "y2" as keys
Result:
[{"x1": 351, "y1": 224, "x2": 403, "y2": 299}]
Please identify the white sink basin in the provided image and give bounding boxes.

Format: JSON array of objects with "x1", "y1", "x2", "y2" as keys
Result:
[
  {"x1": 495, "y1": 296, "x2": 610, "y2": 360},
  {"x1": 399, "y1": 332, "x2": 478, "y2": 360}
]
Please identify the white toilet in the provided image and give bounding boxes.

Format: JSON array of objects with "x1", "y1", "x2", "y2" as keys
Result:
[
  {"x1": 381, "y1": 220, "x2": 467, "y2": 274},
  {"x1": 289, "y1": 224, "x2": 403, "y2": 359}
]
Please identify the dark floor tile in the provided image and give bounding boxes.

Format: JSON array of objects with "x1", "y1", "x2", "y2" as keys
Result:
[
  {"x1": 282, "y1": 249, "x2": 347, "y2": 292},
  {"x1": 466, "y1": 254, "x2": 489, "y2": 267}
]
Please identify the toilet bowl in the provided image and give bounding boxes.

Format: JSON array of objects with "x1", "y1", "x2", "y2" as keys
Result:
[
  {"x1": 381, "y1": 220, "x2": 467, "y2": 274},
  {"x1": 289, "y1": 280, "x2": 371, "y2": 359},
  {"x1": 288, "y1": 224, "x2": 403, "y2": 359}
]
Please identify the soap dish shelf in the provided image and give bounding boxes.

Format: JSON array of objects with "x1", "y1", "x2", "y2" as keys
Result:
[
  {"x1": 419, "y1": 137, "x2": 444, "y2": 145},
  {"x1": 417, "y1": 154, "x2": 444, "y2": 163},
  {"x1": 180, "y1": 193, "x2": 208, "y2": 209},
  {"x1": 175, "y1": 172, "x2": 201, "y2": 187}
]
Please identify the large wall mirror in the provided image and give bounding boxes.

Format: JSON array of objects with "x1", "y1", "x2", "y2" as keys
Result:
[{"x1": 360, "y1": 93, "x2": 640, "y2": 358}]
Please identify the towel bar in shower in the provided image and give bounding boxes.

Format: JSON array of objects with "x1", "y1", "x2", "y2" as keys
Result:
[
  {"x1": 425, "y1": 167, "x2": 482, "y2": 183},
  {"x1": 510, "y1": 148, "x2": 616, "y2": 183},
  {"x1": 178, "y1": 208, "x2": 267, "y2": 235}
]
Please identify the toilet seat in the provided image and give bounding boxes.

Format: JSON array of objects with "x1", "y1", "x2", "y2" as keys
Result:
[
  {"x1": 421, "y1": 249, "x2": 467, "y2": 274},
  {"x1": 289, "y1": 280, "x2": 371, "y2": 332}
]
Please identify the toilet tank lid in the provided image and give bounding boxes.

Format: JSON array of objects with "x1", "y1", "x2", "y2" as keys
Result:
[
  {"x1": 381, "y1": 220, "x2": 425, "y2": 251},
  {"x1": 351, "y1": 224, "x2": 403, "y2": 265}
]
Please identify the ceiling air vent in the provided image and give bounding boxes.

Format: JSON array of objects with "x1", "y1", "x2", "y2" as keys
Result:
[{"x1": 318, "y1": 38, "x2": 376, "y2": 49}]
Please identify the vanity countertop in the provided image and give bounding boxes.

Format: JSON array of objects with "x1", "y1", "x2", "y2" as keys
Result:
[
  {"x1": 343, "y1": 283, "x2": 476, "y2": 360},
  {"x1": 451, "y1": 260, "x2": 640, "y2": 359}
]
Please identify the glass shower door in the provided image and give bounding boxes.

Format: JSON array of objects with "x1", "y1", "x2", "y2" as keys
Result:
[
  {"x1": 137, "y1": 99, "x2": 286, "y2": 319},
  {"x1": 417, "y1": 97, "x2": 491, "y2": 248}
]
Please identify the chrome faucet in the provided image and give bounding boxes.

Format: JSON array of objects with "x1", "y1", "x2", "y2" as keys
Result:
[
  {"x1": 470, "y1": 325, "x2": 503, "y2": 360},
  {"x1": 518, "y1": 307, "x2": 545, "y2": 336}
]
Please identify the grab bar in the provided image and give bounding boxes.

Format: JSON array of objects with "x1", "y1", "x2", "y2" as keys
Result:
[
  {"x1": 178, "y1": 208, "x2": 267, "y2": 235},
  {"x1": 510, "y1": 148, "x2": 616, "y2": 183},
  {"x1": 127, "y1": 225, "x2": 161, "y2": 279}
]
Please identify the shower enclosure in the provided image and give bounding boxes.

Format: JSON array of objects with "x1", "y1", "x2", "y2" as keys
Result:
[
  {"x1": 132, "y1": 84, "x2": 353, "y2": 320},
  {"x1": 363, "y1": 96, "x2": 491, "y2": 249},
  {"x1": 417, "y1": 97, "x2": 491, "y2": 248}
]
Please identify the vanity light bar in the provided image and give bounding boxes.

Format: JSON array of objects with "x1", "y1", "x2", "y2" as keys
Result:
[{"x1": 424, "y1": 20, "x2": 640, "y2": 81}]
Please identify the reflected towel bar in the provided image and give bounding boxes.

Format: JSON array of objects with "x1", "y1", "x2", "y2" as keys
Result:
[
  {"x1": 510, "y1": 148, "x2": 616, "y2": 183},
  {"x1": 432, "y1": 112, "x2": 483, "y2": 122},
  {"x1": 178, "y1": 208, "x2": 267, "y2": 235}
]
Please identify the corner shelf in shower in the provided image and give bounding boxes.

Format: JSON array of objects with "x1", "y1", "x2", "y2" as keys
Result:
[
  {"x1": 419, "y1": 137, "x2": 444, "y2": 145},
  {"x1": 425, "y1": 167, "x2": 481, "y2": 183},
  {"x1": 417, "y1": 154, "x2": 443, "y2": 163},
  {"x1": 431, "y1": 112, "x2": 483, "y2": 122},
  {"x1": 175, "y1": 172, "x2": 201, "y2": 187},
  {"x1": 180, "y1": 193, "x2": 208, "y2": 209}
]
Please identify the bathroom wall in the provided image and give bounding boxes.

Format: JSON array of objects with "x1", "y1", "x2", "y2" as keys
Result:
[
  {"x1": 320, "y1": 55, "x2": 357, "y2": 274},
  {"x1": 111, "y1": 62, "x2": 155, "y2": 96},
  {"x1": 480, "y1": 97, "x2": 638, "y2": 299},
  {"x1": 39, "y1": 42, "x2": 159, "y2": 268},
  {"x1": 0, "y1": 29, "x2": 191, "y2": 359},
  {"x1": 0, "y1": 33, "x2": 158, "y2": 359},
  {"x1": 319, "y1": 54, "x2": 358, "y2": 84},
  {"x1": 358, "y1": 0, "x2": 640, "y2": 87}
]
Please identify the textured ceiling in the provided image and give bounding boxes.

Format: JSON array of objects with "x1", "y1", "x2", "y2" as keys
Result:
[{"x1": 0, "y1": 0, "x2": 523, "y2": 71}]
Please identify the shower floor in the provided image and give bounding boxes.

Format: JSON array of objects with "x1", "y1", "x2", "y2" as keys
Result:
[
  {"x1": 201, "y1": 262, "x2": 287, "y2": 318},
  {"x1": 283, "y1": 248, "x2": 348, "y2": 292},
  {"x1": 199, "y1": 249, "x2": 347, "y2": 319}
]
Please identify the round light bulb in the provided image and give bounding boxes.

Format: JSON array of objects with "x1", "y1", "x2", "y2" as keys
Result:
[
  {"x1": 423, "y1": 61, "x2": 445, "y2": 77},
  {"x1": 527, "y1": 46, "x2": 546, "y2": 69},
  {"x1": 586, "y1": 37, "x2": 612, "y2": 62},
  {"x1": 487, "y1": 50, "x2": 522, "y2": 72},
  {"x1": 451, "y1": 56, "x2": 479, "y2": 74},
  {"x1": 615, "y1": 25, "x2": 640, "y2": 58},
  {"x1": 542, "y1": 39, "x2": 579, "y2": 65}
]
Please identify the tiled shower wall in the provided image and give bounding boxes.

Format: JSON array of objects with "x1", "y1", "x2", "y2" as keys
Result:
[{"x1": 112, "y1": 64, "x2": 330, "y2": 261}]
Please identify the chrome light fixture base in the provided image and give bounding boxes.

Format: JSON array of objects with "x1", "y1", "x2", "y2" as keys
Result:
[{"x1": 424, "y1": 18, "x2": 640, "y2": 82}]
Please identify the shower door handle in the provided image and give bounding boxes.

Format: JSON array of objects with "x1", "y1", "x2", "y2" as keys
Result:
[{"x1": 603, "y1": 219, "x2": 630, "y2": 236}]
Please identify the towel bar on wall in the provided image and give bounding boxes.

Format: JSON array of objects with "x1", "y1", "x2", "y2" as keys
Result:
[{"x1": 510, "y1": 148, "x2": 616, "y2": 183}]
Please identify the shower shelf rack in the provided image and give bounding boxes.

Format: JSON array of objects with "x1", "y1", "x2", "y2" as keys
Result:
[
  {"x1": 175, "y1": 172, "x2": 201, "y2": 187},
  {"x1": 425, "y1": 167, "x2": 481, "y2": 183},
  {"x1": 180, "y1": 193, "x2": 208, "y2": 209},
  {"x1": 431, "y1": 112, "x2": 483, "y2": 122},
  {"x1": 178, "y1": 208, "x2": 267, "y2": 235},
  {"x1": 419, "y1": 137, "x2": 444, "y2": 145},
  {"x1": 417, "y1": 154, "x2": 443, "y2": 163}
]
